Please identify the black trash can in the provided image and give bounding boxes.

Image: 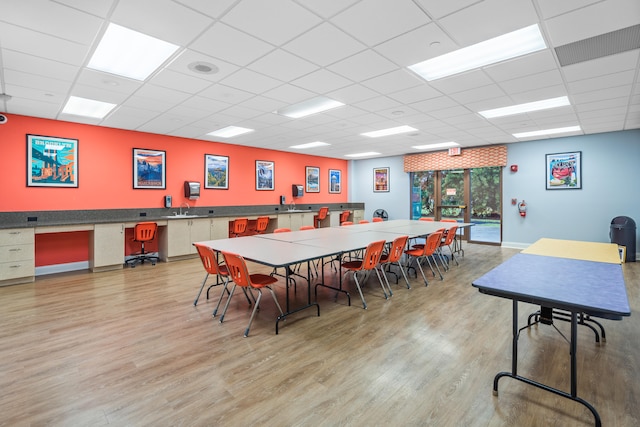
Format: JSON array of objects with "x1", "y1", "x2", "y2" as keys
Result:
[{"x1": 610, "y1": 216, "x2": 636, "y2": 262}]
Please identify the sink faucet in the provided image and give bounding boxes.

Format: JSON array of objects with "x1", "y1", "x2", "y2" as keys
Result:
[
  {"x1": 289, "y1": 201, "x2": 296, "y2": 211},
  {"x1": 179, "y1": 202, "x2": 190, "y2": 215}
]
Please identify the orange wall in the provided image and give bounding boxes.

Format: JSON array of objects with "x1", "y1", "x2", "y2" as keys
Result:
[{"x1": 1, "y1": 113, "x2": 348, "y2": 212}]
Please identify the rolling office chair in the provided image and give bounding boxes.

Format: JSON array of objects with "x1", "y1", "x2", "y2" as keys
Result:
[
  {"x1": 231, "y1": 218, "x2": 248, "y2": 237},
  {"x1": 339, "y1": 210, "x2": 351, "y2": 225},
  {"x1": 314, "y1": 206, "x2": 329, "y2": 228},
  {"x1": 125, "y1": 222, "x2": 159, "y2": 268},
  {"x1": 254, "y1": 216, "x2": 270, "y2": 234}
]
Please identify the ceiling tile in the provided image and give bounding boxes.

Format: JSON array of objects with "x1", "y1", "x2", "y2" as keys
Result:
[
  {"x1": 189, "y1": 23, "x2": 274, "y2": 67},
  {"x1": 332, "y1": 0, "x2": 430, "y2": 46},
  {"x1": 221, "y1": 0, "x2": 322, "y2": 45},
  {"x1": 282, "y1": 22, "x2": 366, "y2": 66}
]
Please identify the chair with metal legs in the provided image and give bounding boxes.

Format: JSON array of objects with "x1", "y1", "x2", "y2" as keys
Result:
[
  {"x1": 439, "y1": 225, "x2": 459, "y2": 269},
  {"x1": 192, "y1": 243, "x2": 252, "y2": 316},
  {"x1": 378, "y1": 235, "x2": 410, "y2": 290},
  {"x1": 341, "y1": 239, "x2": 387, "y2": 309},
  {"x1": 405, "y1": 231, "x2": 444, "y2": 286},
  {"x1": 219, "y1": 251, "x2": 283, "y2": 337}
]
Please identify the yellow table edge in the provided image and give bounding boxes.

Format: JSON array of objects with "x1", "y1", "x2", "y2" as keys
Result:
[{"x1": 522, "y1": 238, "x2": 621, "y2": 264}]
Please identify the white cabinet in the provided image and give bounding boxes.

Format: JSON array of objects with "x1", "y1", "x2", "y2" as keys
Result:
[
  {"x1": 211, "y1": 217, "x2": 231, "y2": 240},
  {"x1": 277, "y1": 212, "x2": 314, "y2": 230},
  {"x1": 90, "y1": 223, "x2": 125, "y2": 272},
  {"x1": 0, "y1": 228, "x2": 35, "y2": 286},
  {"x1": 160, "y1": 218, "x2": 212, "y2": 261},
  {"x1": 353, "y1": 209, "x2": 364, "y2": 223}
]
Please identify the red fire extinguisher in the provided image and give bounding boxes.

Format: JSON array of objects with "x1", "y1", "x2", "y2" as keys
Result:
[{"x1": 518, "y1": 200, "x2": 527, "y2": 217}]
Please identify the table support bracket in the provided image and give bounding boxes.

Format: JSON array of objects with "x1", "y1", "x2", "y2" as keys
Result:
[{"x1": 493, "y1": 302, "x2": 602, "y2": 427}]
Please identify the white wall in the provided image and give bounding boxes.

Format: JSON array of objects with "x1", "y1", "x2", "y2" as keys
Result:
[
  {"x1": 348, "y1": 156, "x2": 410, "y2": 221},
  {"x1": 348, "y1": 129, "x2": 639, "y2": 255},
  {"x1": 503, "y1": 129, "x2": 640, "y2": 250}
]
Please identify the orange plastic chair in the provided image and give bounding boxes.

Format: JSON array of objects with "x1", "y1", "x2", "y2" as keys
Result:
[
  {"x1": 314, "y1": 206, "x2": 329, "y2": 228},
  {"x1": 419, "y1": 217, "x2": 434, "y2": 221},
  {"x1": 192, "y1": 244, "x2": 231, "y2": 315},
  {"x1": 341, "y1": 221, "x2": 353, "y2": 226},
  {"x1": 299, "y1": 225, "x2": 315, "y2": 230},
  {"x1": 439, "y1": 225, "x2": 459, "y2": 268},
  {"x1": 405, "y1": 231, "x2": 444, "y2": 286},
  {"x1": 379, "y1": 235, "x2": 410, "y2": 290},
  {"x1": 339, "y1": 210, "x2": 351, "y2": 224},
  {"x1": 219, "y1": 251, "x2": 283, "y2": 337},
  {"x1": 254, "y1": 216, "x2": 270, "y2": 234},
  {"x1": 441, "y1": 219, "x2": 457, "y2": 222},
  {"x1": 358, "y1": 220, "x2": 369, "y2": 224},
  {"x1": 232, "y1": 218, "x2": 248, "y2": 237},
  {"x1": 341, "y1": 239, "x2": 387, "y2": 309},
  {"x1": 274, "y1": 228, "x2": 291, "y2": 233},
  {"x1": 125, "y1": 222, "x2": 159, "y2": 267},
  {"x1": 372, "y1": 217, "x2": 383, "y2": 223}
]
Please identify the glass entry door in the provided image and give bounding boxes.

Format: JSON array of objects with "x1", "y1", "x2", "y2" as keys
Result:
[{"x1": 411, "y1": 167, "x2": 502, "y2": 244}]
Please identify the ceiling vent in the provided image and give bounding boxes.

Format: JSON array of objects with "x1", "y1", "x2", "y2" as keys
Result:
[{"x1": 555, "y1": 24, "x2": 640, "y2": 66}]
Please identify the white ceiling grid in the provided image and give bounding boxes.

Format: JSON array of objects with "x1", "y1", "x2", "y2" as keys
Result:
[{"x1": 0, "y1": 0, "x2": 638, "y2": 159}]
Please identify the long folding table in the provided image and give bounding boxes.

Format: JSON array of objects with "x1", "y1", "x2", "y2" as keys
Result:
[
  {"x1": 472, "y1": 238, "x2": 631, "y2": 426},
  {"x1": 196, "y1": 220, "x2": 466, "y2": 332}
]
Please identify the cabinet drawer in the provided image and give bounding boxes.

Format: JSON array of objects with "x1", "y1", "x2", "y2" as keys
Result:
[
  {"x1": 0, "y1": 260, "x2": 35, "y2": 281},
  {"x1": 0, "y1": 243, "x2": 34, "y2": 262},
  {"x1": 0, "y1": 228, "x2": 35, "y2": 246}
]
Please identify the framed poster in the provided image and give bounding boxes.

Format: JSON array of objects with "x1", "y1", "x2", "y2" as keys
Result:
[
  {"x1": 27, "y1": 134, "x2": 78, "y2": 187},
  {"x1": 205, "y1": 154, "x2": 229, "y2": 189},
  {"x1": 305, "y1": 166, "x2": 320, "y2": 193},
  {"x1": 546, "y1": 151, "x2": 581, "y2": 190},
  {"x1": 133, "y1": 148, "x2": 166, "y2": 189},
  {"x1": 373, "y1": 167, "x2": 389, "y2": 192},
  {"x1": 329, "y1": 169, "x2": 341, "y2": 194},
  {"x1": 256, "y1": 160, "x2": 274, "y2": 190}
]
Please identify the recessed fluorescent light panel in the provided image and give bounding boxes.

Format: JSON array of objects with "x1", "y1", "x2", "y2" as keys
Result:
[
  {"x1": 62, "y1": 96, "x2": 116, "y2": 119},
  {"x1": 412, "y1": 142, "x2": 459, "y2": 150},
  {"x1": 207, "y1": 126, "x2": 254, "y2": 138},
  {"x1": 479, "y1": 96, "x2": 570, "y2": 118},
  {"x1": 345, "y1": 152, "x2": 381, "y2": 158},
  {"x1": 513, "y1": 125, "x2": 581, "y2": 139},
  {"x1": 275, "y1": 96, "x2": 344, "y2": 119},
  {"x1": 409, "y1": 24, "x2": 546, "y2": 81},
  {"x1": 88, "y1": 23, "x2": 179, "y2": 81},
  {"x1": 361, "y1": 125, "x2": 417, "y2": 138},
  {"x1": 290, "y1": 141, "x2": 330, "y2": 149}
]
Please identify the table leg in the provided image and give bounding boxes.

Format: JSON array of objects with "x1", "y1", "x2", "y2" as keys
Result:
[
  {"x1": 493, "y1": 303, "x2": 602, "y2": 426},
  {"x1": 276, "y1": 260, "x2": 320, "y2": 334}
]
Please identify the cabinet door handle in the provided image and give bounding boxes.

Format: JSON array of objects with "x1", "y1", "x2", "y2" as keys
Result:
[
  {"x1": 10, "y1": 264, "x2": 22, "y2": 268},
  {"x1": 9, "y1": 248, "x2": 22, "y2": 252},
  {"x1": 9, "y1": 231, "x2": 21, "y2": 235}
]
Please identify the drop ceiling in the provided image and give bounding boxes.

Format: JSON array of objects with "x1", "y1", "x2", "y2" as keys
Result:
[{"x1": 0, "y1": 0, "x2": 638, "y2": 159}]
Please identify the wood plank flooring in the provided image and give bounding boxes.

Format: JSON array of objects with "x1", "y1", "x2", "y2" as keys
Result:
[{"x1": 0, "y1": 244, "x2": 638, "y2": 426}]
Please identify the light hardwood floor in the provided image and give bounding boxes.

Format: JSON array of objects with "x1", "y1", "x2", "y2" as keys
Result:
[{"x1": 1, "y1": 244, "x2": 638, "y2": 426}]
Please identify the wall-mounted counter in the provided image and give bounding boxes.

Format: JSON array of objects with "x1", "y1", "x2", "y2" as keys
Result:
[{"x1": 0, "y1": 204, "x2": 364, "y2": 286}]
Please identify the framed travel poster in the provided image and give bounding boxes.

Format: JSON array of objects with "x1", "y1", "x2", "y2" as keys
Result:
[
  {"x1": 546, "y1": 151, "x2": 581, "y2": 190},
  {"x1": 306, "y1": 166, "x2": 320, "y2": 193},
  {"x1": 133, "y1": 148, "x2": 166, "y2": 189},
  {"x1": 27, "y1": 134, "x2": 78, "y2": 187},
  {"x1": 256, "y1": 160, "x2": 274, "y2": 190},
  {"x1": 205, "y1": 154, "x2": 229, "y2": 189},
  {"x1": 329, "y1": 169, "x2": 341, "y2": 193},
  {"x1": 373, "y1": 167, "x2": 389, "y2": 192}
]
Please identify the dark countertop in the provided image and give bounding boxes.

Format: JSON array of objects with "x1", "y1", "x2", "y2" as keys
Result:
[{"x1": 0, "y1": 203, "x2": 364, "y2": 229}]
